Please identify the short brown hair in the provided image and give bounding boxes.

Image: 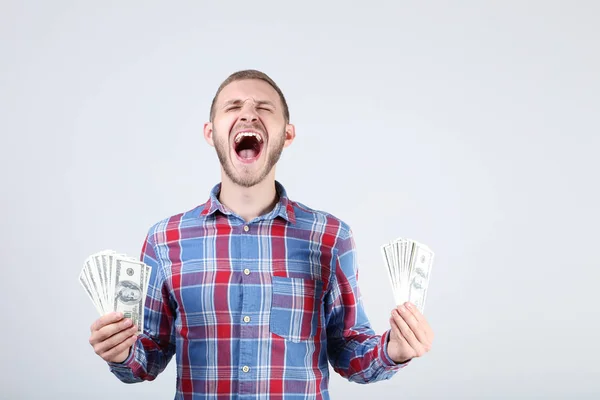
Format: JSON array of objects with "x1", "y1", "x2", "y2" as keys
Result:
[{"x1": 209, "y1": 69, "x2": 290, "y2": 122}]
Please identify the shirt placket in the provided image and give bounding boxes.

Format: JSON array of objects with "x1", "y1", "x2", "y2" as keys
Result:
[{"x1": 238, "y1": 220, "x2": 254, "y2": 396}]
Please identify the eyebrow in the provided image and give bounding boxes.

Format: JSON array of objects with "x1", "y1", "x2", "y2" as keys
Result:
[{"x1": 222, "y1": 99, "x2": 276, "y2": 109}]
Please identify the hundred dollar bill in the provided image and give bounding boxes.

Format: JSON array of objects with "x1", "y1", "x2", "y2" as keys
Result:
[
  {"x1": 381, "y1": 237, "x2": 435, "y2": 313},
  {"x1": 79, "y1": 268, "x2": 102, "y2": 315},
  {"x1": 93, "y1": 252, "x2": 110, "y2": 311},
  {"x1": 381, "y1": 244, "x2": 400, "y2": 305},
  {"x1": 407, "y1": 243, "x2": 435, "y2": 313},
  {"x1": 111, "y1": 257, "x2": 147, "y2": 333},
  {"x1": 84, "y1": 257, "x2": 106, "y2": 314}
]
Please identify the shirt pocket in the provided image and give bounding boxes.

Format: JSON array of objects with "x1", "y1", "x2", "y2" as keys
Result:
[{"x1": 269, "y1": 276, "x2": 323, "y2": 343}]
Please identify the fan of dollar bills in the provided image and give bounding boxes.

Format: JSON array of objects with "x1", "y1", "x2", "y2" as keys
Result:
[
  {"x1": 78, "y1": 250, "x2": 151, "y2": 333},
  {"x1": 381, "y1": 238, "x2": 435, "y2": 314}
]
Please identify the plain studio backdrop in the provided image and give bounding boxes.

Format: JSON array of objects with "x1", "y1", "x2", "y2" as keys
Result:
[{"x1": 1, "y1": 1, "x2": 598, "y2": 399}]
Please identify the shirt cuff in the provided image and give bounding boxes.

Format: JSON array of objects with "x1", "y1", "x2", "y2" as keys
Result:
[{"x1": 379, "y1": 329, "x2": 411, "y2": 368}]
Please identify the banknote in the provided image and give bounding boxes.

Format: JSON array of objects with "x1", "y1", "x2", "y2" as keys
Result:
[
  {"x1": 111, "y1": 257, "x2": 148, "y2": 333},
  {"x1": 78, "y1": 250, "x2": 151, "y2": 333},
  {"x1": 381, "y1": 238, "x2": 435, "y2": 313}
]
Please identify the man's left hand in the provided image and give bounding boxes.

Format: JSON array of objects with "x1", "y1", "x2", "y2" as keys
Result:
[{"x1": 387, "y1": 302, "x2": 434, "y2": 364}]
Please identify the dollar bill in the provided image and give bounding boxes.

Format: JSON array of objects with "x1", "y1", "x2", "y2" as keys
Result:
[
  {"x1": 84, "y1": 256, "x2": 106, "y2": 314},
  {"x1": 79, "y1": 268, "x2": 102, "y2": 315},
  {"x1": 407, "y1": 243, "x2": 434, "y2": 313},
  {"x1": 111, "y1": 257, "x2": 147, "y2": 333},
  {"x1": 381, "y1": 238, "x2": 435, "y2": 313},
  {"x1": 381, "y1": 245, "x2": 400, "y2": 305},
  {"x1": 79, "y1": 250, "x2": 151, "y2": 333},
  {"x1": 93, "y1": 253, "x2": 110, "y2": 312}
]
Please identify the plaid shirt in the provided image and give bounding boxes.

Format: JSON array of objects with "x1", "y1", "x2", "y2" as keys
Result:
[{"x1": 109, "y1": 181, "x2": 407, "y2": 399}]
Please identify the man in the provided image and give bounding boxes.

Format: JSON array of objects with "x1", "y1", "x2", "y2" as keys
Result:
[{"x1": 88, "y1": 70, "x2": 434, "y2": 399}]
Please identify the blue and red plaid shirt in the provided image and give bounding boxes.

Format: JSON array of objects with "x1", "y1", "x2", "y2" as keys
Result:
[{"x1": 109, "y1": 181, "x2": 407, "y2": 399}]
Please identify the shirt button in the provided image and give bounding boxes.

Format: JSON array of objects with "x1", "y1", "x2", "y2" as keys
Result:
[
  {"x1": 242, "y1": 366, "x2": 250, "y2": 373},
  {"x1": 243, "y1": 316, "x2": 250, "y2": 323},
  {"x1": 243, "y1": 225, "x2": 249, "y2": 232},
  {"x1": 243, "y1": 268, "x2": 250, "y2": 275}
]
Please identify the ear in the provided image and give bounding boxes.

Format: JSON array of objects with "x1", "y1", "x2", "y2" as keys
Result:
[
  {"x1": 203, "y1": 122, "x2": 215, "y2": 147},
  {"x1": 282, "y1": 123, "x2": 296, "y2": 148}
]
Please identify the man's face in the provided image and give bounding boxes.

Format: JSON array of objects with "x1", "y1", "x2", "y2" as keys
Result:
[{"x1": 204, "y1": 79, "x2": 295, "y2": 188}]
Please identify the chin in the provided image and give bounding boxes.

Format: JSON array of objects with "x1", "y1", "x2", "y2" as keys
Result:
[{"x1": 229, "y1": 164, "x2": 273, "y2": 188}]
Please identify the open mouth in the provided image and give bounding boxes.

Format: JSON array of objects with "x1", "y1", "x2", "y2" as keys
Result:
[{"x1": 233, "y1": 131, "x2": 264, "y2": 163}]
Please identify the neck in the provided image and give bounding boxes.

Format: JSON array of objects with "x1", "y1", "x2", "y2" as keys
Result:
[{"x1": 218, "y1": 171, "x2": 279, "y2": 223}]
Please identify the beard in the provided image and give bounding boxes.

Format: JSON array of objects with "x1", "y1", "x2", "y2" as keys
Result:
[{"x1": 214, "y1": 126, "x2": 286, "y2": 188}]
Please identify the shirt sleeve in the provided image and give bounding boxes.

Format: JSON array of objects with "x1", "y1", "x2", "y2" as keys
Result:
[
  {"x1": 108, "y1": 231, "x2": 177, "y2": 383},
  {"x1": 325, "y1": 227, "x2": 410, "y2": 384}
]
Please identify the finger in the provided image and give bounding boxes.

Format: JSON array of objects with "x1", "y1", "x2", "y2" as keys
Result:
[
  {"x1": 90, "y1": 312, "x2": 124, "y2": 333},
  {"x1": 404, "y1": 302, "x2": 423, "y2": 322},
  {"x1": 397, "y1": 305, "x2": 428, "y2": 344},
  {"x1": 90, "y1": 318, "x2": 133, "y2": 345},
  {"x1": 389, "y1": 316, "x2": 410, "y2": 348},
  {"x1": 101, "y1": 334, "x2": 138, "y2": 362},
  {"x1": 405, "y1": 302, "x2": 434, "y2": 342},
  {"x1": 95, "y1": 325, "x2": 138, "y2": 355},
  {"x1": 392, "y1": 309, "x2": 426, "y2": 355}
]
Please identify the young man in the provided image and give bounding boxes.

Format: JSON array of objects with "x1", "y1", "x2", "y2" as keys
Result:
[{"x1": 88, "y1": 70, "x2": 434, "y2": 399}]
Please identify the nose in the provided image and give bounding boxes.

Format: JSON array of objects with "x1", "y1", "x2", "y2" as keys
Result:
[{"x1": 239, "y1": 102, "x2": 258, "y2": 123}]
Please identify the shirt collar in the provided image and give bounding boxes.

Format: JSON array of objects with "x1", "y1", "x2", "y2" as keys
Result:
[{"x1": 200, "y1": 180, "x2": 296, "y2": 224}]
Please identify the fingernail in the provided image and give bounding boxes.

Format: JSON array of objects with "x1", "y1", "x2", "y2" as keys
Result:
[
  {"x1": 406, "y1": 303, "x2": 413, "y2": 310},
  {"x1": 123, "y1": 319, "x2": 132, "y2": 327},
  {"x1": 400, "y1": 305, "x2": 407, "y2": 312}
]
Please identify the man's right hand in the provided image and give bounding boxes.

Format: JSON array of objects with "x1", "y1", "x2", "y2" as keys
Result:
[{"x1": 89, "y1": 312, "x2": 139, "y2": 363}]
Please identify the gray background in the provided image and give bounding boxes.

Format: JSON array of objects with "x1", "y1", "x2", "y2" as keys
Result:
[{"x1": 1, "y1": 1, "x2": 599, "y2": 399}]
